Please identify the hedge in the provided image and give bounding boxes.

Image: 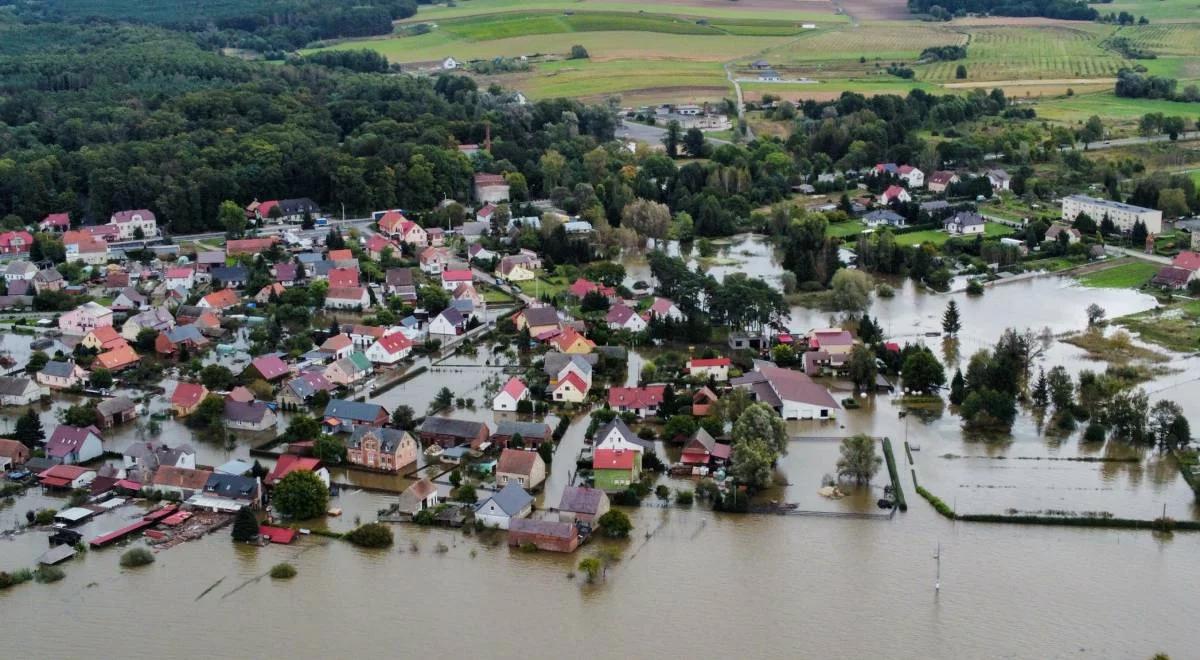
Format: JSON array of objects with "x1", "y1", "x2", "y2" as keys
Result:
[{"x1": 882, "y1": 438, "x2": 907, "y2": 511}]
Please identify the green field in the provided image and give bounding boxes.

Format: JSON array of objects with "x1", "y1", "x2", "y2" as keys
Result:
[
  {"x1": 508, "y1": 59, "x2": 728, "y2": 100},
  {"x1": 894, "y1": 222, "x2": 1014, "y2": 247},
  {"x1": 1076, "y1": 260, "x2": 1160, "y2": 288},
  {"x1": 1034, "y1": 90, "x2": 1200, "y2": 123},
  {"x1": 1102, "y1": 0, "x2": 1200, "y2": 22},
  {"x1": 827, "y1": 220, "x2": 866, "y2": 238},
  {"x1": 920, "y1": 24, "x2": 1125, "y2": 83},
  {"x1": 400, "y1": 0, "x2": 844, "y2": 23}
]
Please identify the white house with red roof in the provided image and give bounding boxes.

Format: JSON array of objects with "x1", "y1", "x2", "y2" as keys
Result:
[
  {"x1": 327, "y1": 266, "x2": 360, "y2": 288},
  {"x1": 378, "y1": 212, "x2": 428, "y2": 247},
  {"x1": 897, "y1": 165, "x2": 924, "y2": 188},
  {"x1": 46, "y1": 425, "x2": 104, "y2": 465},
  {"x1": 40, "y1": 212, "x2": 71, "y2": 233},
  {"x1": 325, "y1": 286, "x2": 370, "y2": 310},
  {"x1": 266, "y1": 454, "x2": 331, "y2": 489},
  {"x1": 365, "y1": 234, "x2": 396, "y2": 261},
  {"x1": 552, "y1": 371, "x2": 589, "y2": 403},
  {"x1": 420, "y1": 246, "x2": 453, "y2": 274},
  {"x1": 0, "y1": 230, "x2": 33, "y2": 255},
  {"x1": 365, "y1": 332, "x2": 413, "y2": 364},
  {"x1": 880, "y1": 185, "x2": 911, "y2": 205},
  {"x1": 646, "y1": 297, "x2": 684, "y2": 322},
  {"x1": 608, "y1": 385, "x2": 666, "y2": 418},
  {"x1": 732, "y1": 365, "x2": 840, "y2": 420},
  {"x1": 606, "y1": 304, "x2": 647, "y2": 332},
  {"x1": 62, "y1": 230, "x2": 108, "y2": 265},
  {"x1": 198, "y1": 289, "x2": 240, "y2": 312},
  {"x1": 441, "y1": 269, "x2": 474, "y2": 291},
  {"x1": 1172, "y1": 251, "x2": 1200, "y2": 276},
  {"x1": 38, "y1": 464, "x2": 96, "y2": 490},
  {"x1": 108, "y1": 209, "x2": 159, "y2": 239},
  {"x1": 165, "y1": 266, "x2": 195, "y2": 290},
  {"x1": 493, "y1": 376, "x2": 529, "y2": 412},
  {"x1": 686, "y1": 357, "x2": 732, "y2": 381},
  {"x1": 475, "y1": 203, "x2": 497, "y2": 222}
]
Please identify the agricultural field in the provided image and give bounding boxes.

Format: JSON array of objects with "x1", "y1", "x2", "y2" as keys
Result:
[
  {"x1": 1101, "y1": 0, "x2": 1200, "y2": 22},
  {"x1": 1033, "y1": 90, "x2": 1200, "y2": 123},
  {"x1": 397, "y1": 0, "x2": 843, "y2": 23},
  {"x1": 741, "y1": 77, "x2": 938, "y2": 101},
  {"x1": 765, "y1": 23, "x2": 964, "y2": 66},
  {"x1": 1076, "y1": 260, "x2": 1160, "y2": 288},
  {"x1": 493, "y1": 59, "x2": 729, "y2": 102},
  {"x1": 918, "y1": 25, "x2": 1125, "y2": 84}
]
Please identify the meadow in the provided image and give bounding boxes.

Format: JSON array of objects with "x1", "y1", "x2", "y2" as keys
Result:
[
  {"x1": 893, "y1": 223, "x2": 1014, "y2": 247},
  {"x1": 397, "y1": 0, "x2": 843, "y2": 23},
  {"x1": 497, "y1": 59, "x2": 729, "y2": 101},
  {"x1": 1077, "y1": 260, "x2": 1160, "y2": 288}
]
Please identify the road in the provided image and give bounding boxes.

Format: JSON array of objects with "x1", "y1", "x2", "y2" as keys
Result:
[
  {"x1": 169, "y1": 216, "x2": 377, "y2": 244},
  {"x1": 1063, "y1": 131, "x2": 1199, "y2": 152},
  {"x1": 1103, "y1": 244, "x2": 1172, "y2": 265},
  {"x1": 723, "y1": 62, "x2": 752, "y2": 142},
  {"x1": 615, "y1": 120, "x2": 733, "y2": 147}
]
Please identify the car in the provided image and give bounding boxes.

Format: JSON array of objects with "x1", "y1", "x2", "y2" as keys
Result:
[{"x1": 6, "y1": 470, "x2": 31, "y2": 481}]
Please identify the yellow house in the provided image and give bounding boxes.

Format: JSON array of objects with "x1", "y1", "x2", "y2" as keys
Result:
[
  {"x1": 499, "y1": 263, "x2": 535, "y2": 282},
  {"x1": 552, "y1": 372, "x2": 589, "y2": 403},
  {"x1": 81, "y1": 326, "x2": 128, "y2": 352},
  {"x1": 551, "y1": 327, "x2": 595, "y2": 355}
]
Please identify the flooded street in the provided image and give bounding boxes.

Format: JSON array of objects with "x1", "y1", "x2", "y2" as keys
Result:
[{"x1": 3, "y1": 234, "x2": 1200, "y2": 657}]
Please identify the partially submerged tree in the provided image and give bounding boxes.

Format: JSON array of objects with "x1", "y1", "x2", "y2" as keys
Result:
[{"x1": 835, "y1": 434, "x2": 881, "y2": 484}]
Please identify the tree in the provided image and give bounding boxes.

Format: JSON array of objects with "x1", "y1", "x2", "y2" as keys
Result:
[
  {"x1": 25, "y1": 351, "x2": 49, "y2": 374},
  {"x1": 1031, "y1": 368, "x2": 1049, "y2": 408},
  {"x1": 663, "y1": 415, "x2": 698, "y2": 442},
  {"x1": 1086, "y1": 304, "x2": 1106, "y2": 327},
  {"x1": 596, "y1": 509, "x2": 633, "y2": 538},
  {"x1": 272, "y1": 470, "x2": 329, "y2": 520},
  {"x1": 836, "y1": 434, "x2": 881, "y2": 484},
  {"x1": 732, "y1": 403, "x2": 788, "y2": 455},
  {"x1": 955, "y1": 64, "x2": 967, "y2": 79},
  {"x1": 219, "y1": 200, "x2": 247, "y2": 237},
  {"x1": 683, "y1": 128, "x2": 707, "y2": 158},
  {"x1": 942, "y1": 300, "x2": 961, "y2": 336},
  {"x1": 1046, "y1": 366, "x2": 1075, "y2": 413},
  {"x1": 231, "y1": 507, "x2": 259, "y2": 542},
  {"x1": 430, "y1": 387, "x2": 454, "y2": 413},
  {"x1": 391, "y1": 405, "x2": 415, "y2": 430},
  {"x1": 949, "y1": 369, "x2": 966, "y2": 405},
  {"x1": 848, "y1": 344, "x2": 877, "y2": 393},
  {"x1": 730, "y1": 437, "x2": 775, "y2": 490},
  {"x1": 14, "y1": 408, "x2": 45, "y2": 448},
  {"x1": 312, "y1": 435, "x2": 346, "y2": 463},
  {"x1": 1149, "y1": 399, "x2": 1190, "y2": 447},
  {"x1": 621, "y1": 198, "x2": 671, "y2": 240},
  {"x1": 960, "y1": 388, "x2": 1017, "y2": 430},
  {"x1": 283, "y1": 415, "x2": 321, "y2": 443},
  {"x1": 830, "y1": 269, "x2": 872, "y2": 314},
  {"x1": 578, "y1": 557, "x2": 602, "y2": 583},
  {"x1": 60, "y1": 403, "x2": 98, "y2": 428},
  {"x1": 538, "y1": 440, "x2": 553, "y2": 466},
  {"x1": 663, "y1": 120, "x2": 682, "y2": 158},
  {"x1": 569, "y1": 44, "x2": 589, "y2": 59},
  {"x1": 1131, "y1": 220, "x2": 1148, "y2": 247},
  {"x1": 88, "y1": 368, "x2": 113, "y2": 389},
  {"x1": 200, "y1": 364, "x2": 235, "y2": 390},
  {"x1": 901, "y1": 348, "x2": 945, "y2": 394}
]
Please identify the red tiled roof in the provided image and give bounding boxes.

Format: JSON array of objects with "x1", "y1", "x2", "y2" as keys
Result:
[
  {"x1": 500, "y1": 376, "x2": 527, "y2": 399},
  {"x1": 259, "y1": 525, "x2": 296, "y2": 544},
  {"x1": 375, "y1": 333, "x2": 412, "y2": 354},
  {"x1": 593, "y1": 449, "x2": 635, "y2": 470},
  {"x1": 250, "y1": 355, "x2": 289, "y2": 380},
  {"x1": 328, "y1": 249, "x2": 353, "y2": 262},
  {"x1": 442, "y1": 269, "x2": 473, "y2": 282},
  {"x1": 171, "y1": 382, "x2": 207, "y2": 408},
  {"x1": 497, "y1": 448, "x2": 539, "y2": 476},
  {"x1": 266, "y1": 454, "x2": 322, "y2": 484},
  {"x1": 1172, "y1": 251, "x2": 1200, "y2": 272},
  {"x1": 328, "y1": 267, "x2": 360, "y2": 288},
  {"x1": 556, "y1": 371, "x2": 588, "y2": 393},
  {"x1": 608, "y1": 386, "x2": 665, "y2": 409},
  {"x1": 689, "y1": 357, "x2": 731, "y2": 368},
  {"x1": 202, "y1": 289, "x2": 240, "y2": 309}
]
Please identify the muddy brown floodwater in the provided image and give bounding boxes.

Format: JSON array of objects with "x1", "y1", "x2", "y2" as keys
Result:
[{"x1": 3, "y1": 234, "x2": 1200, "y2": 657}]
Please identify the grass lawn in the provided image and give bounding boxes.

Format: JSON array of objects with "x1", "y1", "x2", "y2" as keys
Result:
[
  {"x1": 827, "y1": 220, "x2": 865, "y2": 238},
  {"x1": 1034, "y1": 91, "x2": 1200, "y2": 124},
  {"x1": 1076, "y1": 260, "x2": 1160, "y2": 288},
  {"x1": 1024, "y1": 256, "x2": 1085, "y2": 272},
  {"x1": 517, "y1": 275, "x2": 568, "y2": 298},
  {"x1": 481, "y1": 287, "x2": 516, "y2": 304},
  {"x1": 1116, "y1": 300, "x2": 1200, "y2": 354},
  {"x1": 894, "y1": 222, "x2": 1013, "y2": 247}
]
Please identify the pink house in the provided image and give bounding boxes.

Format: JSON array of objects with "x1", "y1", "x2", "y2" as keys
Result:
[
  {"x1": 40, "y1": 213, "x2": 71, "y2": 233},
  {"x1": 0, "y1": 230, "x2": 33, "y2": 254},
  {"x1": 58, "y1": 302, "x2": 113, "y2": 336}
]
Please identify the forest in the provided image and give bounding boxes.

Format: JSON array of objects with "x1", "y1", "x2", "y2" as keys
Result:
[{"x1": 907, "y1": 0, "x2": 1098, "y2": 21}]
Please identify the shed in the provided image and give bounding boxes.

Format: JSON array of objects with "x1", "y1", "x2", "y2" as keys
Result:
[{"x1": 38, "y1": 545, "x2": 78, "y2": 566}]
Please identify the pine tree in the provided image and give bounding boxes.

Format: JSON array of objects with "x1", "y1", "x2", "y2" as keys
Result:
[
  {"x1": 231, "y1": 507, "x2": 260, "y2": 542},
  {"x1": 14, "y1": 408, "x2": 45, "y2": 448},
  {"x1": 942, "y1": 300, "x2": 962, "y2": 337},
  {"x1": 1031, "y1": 368, "x2": 1049, "y2": 408},
  {"x1": 949, "y1": 369, "x2": 966, "y2": 405}
]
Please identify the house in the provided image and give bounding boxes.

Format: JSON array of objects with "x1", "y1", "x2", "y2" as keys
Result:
[
  {"x1": 731, "y1": 365, "x2": 840, "y2": 420},
  {"x1": 426, "y1": 227, "x2": 445, "y2": 246},
  {"x1": 556, "y1": 486, "x2": 610, "y2": 525},
  {"x1": 608, "y1": 385, "x2": 666, "y2": 418},
  {"x1": 986, "y1": 169, "x2": 1011, "y2": 191},
  {"x1": 384, "y1": 268, "x2": 418, "y2": 301},
  {"x1": 692, "y1": 386, "x2": 718, "y2": 416},
  {"x1": 95, "y1": 345, "x2": 140, "y2": 372},
  {"x1": 606, "y1": 304, "x2": 648, "y2": 333},
  {"x1": 327, "y1": 266, "x2": 359, "y2": 288},
  {"x1": 507, "y1": 518, "x2": 580, "y2": 553},
  {"x1": 38, "y1": 464, "x2": 96, "y2": 490},
  {"x1": 880, "y1": 185, "x2": 911, "y2": 205},
  {"x1": 255, "y1": 283, "x2": 286, "y2": 304},
  {"x1": 497, "y1": 448, "x2": 547, "y2": 490},
  {"x1": 0, "y1": 376, "x2": 47, "y2": 406},
  {"x1": 474, "y1": 173, "x2": 510, "y2": 204},
  {"x1": 1151, "y1": 266, "x2": 1193, "y2": 289},
  {"x1": 686, "y1": 357, "x2": 732, "y2": 381},
  {"x1": 550, "y1": 326, "x2": 595, "y2": 354},
  {"x1": 1044, "y1": 224, "x2": 1082, "y2": 244},
  {"x1": 1170, "y1": 251, "x2": 1200, "y2": 274},
  {"x1": 461, "y1": 221, "x2": 489, "y2": 243},
  {"x1": 192, "y1": 473, "x2": 261, "y2": 512},
  {"x1": 347, "y1": 427, "x2": 418, "y2": 472},
  {"x1": 36, "y1": 360, "x2": 86, "y2": 390},
  {"x1": 196, "y1": 250, "x2": 227, "y2": 272},
  {"x1": 121, "y1": 308, "x2": 175, "y2": 344},
  {"x1": 246, "y1": 354, "x2": 290, "y2": 382},
  {"x1": 149, "y1": 466, "x2": 211, "y2": 498},
  {"x1": 325, "y1": 286, "x2": 370, "y2": 310},
  {"x1": 345, "y1": 324, "x2": 387, "y2": 350},
  {"x1": 593, "y1": 448, "x2": 642, "y2": 493},
  {"x1": 516, "y1": 306, "x2": 563, "y2": 336},
  {"x1": 567, "y1": 278, "x2": 616, "y2": 300},
  {"x1": 898, "y1": 165, "x2": 924, "y2": 188},
  {"x1": 170, "y1": 382, "x2": 208, "y2": 416},
  {"x1": 273, "y1": 263, "x2": 298, "y2": 286},
  {"x1": 110, "y1": 287, "x2": 148, "y2": 313},
  {"x1": 474, "y1": 481, "x2": 533, "y2": 530},
  {"x1": 32, "y1": 268, "x2": 64, "y2": 294},
  {"x1": 680, "y1": 428, "x2": 731, "y2": 467},
  {"x1": 81, "y1": 326, "x2": 128, "y2": 352},
  {"x1": 492, "y1": 376, "x2": 529, "y2": 412},
  {"x1": 62, "y1": 230, "x2": 108, "y2": 264},
  {"x1": 379, "y1": 212, "x2": 428, "y2": 247},
  {"x1": 40, "y1": 212, "x2": 71, "y2": 233},
  {"x1": 552, "y1": 372, "x2": 589, "y2": 403},
  {"x1": 944, "y1": 211, "x2": 985, "y2": 236},
  {"x1": 96, "y1": 396, "x2": 138, "y2": 428},
  {"x1": 593, "y1": 418, "x2": 652, "y2": 454},
  {"x1": 492, "y1": 421, "x2": 552, "y2": 449},
  {"x1": 279, "y1": 371, "x2": 335, "y2": 407},
  {"x1": 46, "y1": 425, "x2": 104, "y2": 464},
  {"x1": 266, "y1": 454, "x2": 331, "y2": 489},
  {"x1": 862, "y1": 209, "x2": 907, "y2": 229},
  {"x1": 122, "y1": 440, "x2": 196, "y2": 471},
  {"x1": 442, "y1": 56, "x2": 460, "y2": 70},
  {"x1": 429, "y1": 307, "x2": 467, "y2": 336},
  {"x1": 252, "y1": 198, "x2": 319, "y2": 224},
  {"x1": 323, "y1": 352, "x2": 373, "y2": 386},
  {"x1": 440, "y1": 269, "x2": 474, "y2": 292},
  {"x1": 647, "y1": 297, "x2": 685, "y2": 321},
  {"x1": 418, "y1": 417, "x2": 490, "y2": 449},
  {"x1": 4, "y1": 260, "x2": 36, "y2": 282},
  {"x1": 323, "y1": 399, "x2": 389, "y2": 432},
  {"x1": 397, "y1": 479, "x2": 440, "y2": 517},
  {"x1": 0, "y1": 230, "x2": 32, "y2": 255},
  {"x1": 59, "y1": 301, "x2": 113, "y2": 335},
  {"x1": 365, "y1": 235, "x2": 396, "y2": 261},
  {"x1": 361, "y1": 333, "x2": 409, "y2": 365},
  {"x1": 108, "y1": 209, "x2": 158, "y2": 239},
  {"x1": 224, "y1": 398, "x2": 277, "y2": 432},
  {"x1": 496, "y1": 254, "x2": 537, "y2": 282},
  {"x1": 164, "y1": 266, "x2": 195, "y2": 291},
  {"x1": 199, "y1": 289, "x2": 240, "y2": 312},
  {"x1": 927, "y1": 171, "x2": 959, "y2": 194},
  {"x1": 155, "y1": 325, "x2": 210, "y2": 356},
  {"x1": 0, "y1": 438, "x2": 31, "y2": 469},
  {"x1": 453, "y1": 283, "x2": 482, "y2": 307}
]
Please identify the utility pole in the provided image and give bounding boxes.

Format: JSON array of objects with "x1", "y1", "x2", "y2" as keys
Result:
[{"x1": 933, "y1": 542, "x2": 941, "y2": 592}]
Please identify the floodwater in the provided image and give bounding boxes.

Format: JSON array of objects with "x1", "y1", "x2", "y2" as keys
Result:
[{"x1": 4, "y1": 235, "x2": 1200, "y2": 657}]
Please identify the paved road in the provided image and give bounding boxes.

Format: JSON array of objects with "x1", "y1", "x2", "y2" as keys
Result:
[
  {"x1": 723, "y1": 63, "x2": 752, "y2": 142},
  {"x1": 168, "y1": 216, "x2": 376, "y2": 244},
  {"x1": 1104, "y1": 245, "x2": 1172, "y2": 265},
  {"x1": 1063, "y1": 131, "x2": 1199, "y2": 152}
]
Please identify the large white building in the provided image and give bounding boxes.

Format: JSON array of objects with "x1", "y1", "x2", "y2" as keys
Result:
[{"x1": 1061, "y1": 195, "x2": 1162, "y2": 234}]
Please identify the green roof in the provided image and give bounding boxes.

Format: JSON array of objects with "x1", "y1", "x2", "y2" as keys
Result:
[{"x1": 349, "y1": 351, "x2": 371, "y2": 372}]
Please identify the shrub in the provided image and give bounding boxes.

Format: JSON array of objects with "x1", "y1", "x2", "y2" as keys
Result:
[
  {"x1": 674, "y1": 489, "x2": 694, "y2": 506},
  {"x1": 413, "y1": 509, "x2": 436, "y2": 525},
  {"x1": 597, "y1": 510, "x2": 633, "y2": 538},
  {"x1": 120, "y1": 548, "x2": 155, "y2": 568},
  {"x1": 0, "y1": 568, "x2": 33, "y2": 589},
  {"x1": 34, "y1": 565, "x2": 65, "y2": 583},
  {"x1": 966, "y1": 279, "x2": 984, "y2": 295},
  {"x1": 654, "y1": 485, "x2": 671, "y2": 501},
  {"x1": 519, "y1": 541, "x2": 538, "y2": 552},
  {"x1": 712, "y1": 490, "x2": 750, "y2": 513},
  {"x1": 33, "y1": 509, "x2": 57, "y2": 525},
  {"x1": 270, "y1": 563, "x2": 298, "y2": 579},
  {"x1": 345, "y1": 522, "x2": 394, "y2": 548},
  {"x1": 611, "y1": 489, "x2": 641, "y2": 506},
  {"x1": 1083, "y1": 422, "x2": 1107, "y2": 443}
]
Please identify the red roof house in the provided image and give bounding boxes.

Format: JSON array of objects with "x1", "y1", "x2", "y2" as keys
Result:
[
  {"x1": 608, "y1": 386, "x2": 666, "y2": 418},
  {"x1": 170, "y1": 382, "x2": 208, "y2": 416}
]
